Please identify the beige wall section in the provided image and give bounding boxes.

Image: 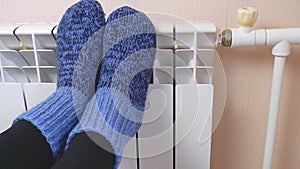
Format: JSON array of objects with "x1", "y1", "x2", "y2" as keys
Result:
[{"x1": 1, "y1": 0, "x2": 300, "y2": 169}]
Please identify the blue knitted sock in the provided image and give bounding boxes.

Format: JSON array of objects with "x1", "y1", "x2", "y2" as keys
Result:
[
  {"x1": 67, "y1": 6, "x2": 156, "y2": 169},
  {"x1": 14, "y1": 0, "x2": 105, "y2": 159}
]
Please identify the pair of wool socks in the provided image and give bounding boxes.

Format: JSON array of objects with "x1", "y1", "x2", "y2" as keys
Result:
[{"x1": 14, "y1": 0, "x2": 156, "y2": 168}]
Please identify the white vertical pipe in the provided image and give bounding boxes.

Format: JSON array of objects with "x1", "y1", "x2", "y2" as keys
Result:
[
  {"x1": 262, "y1": 56, "x2": 286, "y2": 169},
  {"x1": 262, "y1": 41, "x2": 290, "y2": 169}
]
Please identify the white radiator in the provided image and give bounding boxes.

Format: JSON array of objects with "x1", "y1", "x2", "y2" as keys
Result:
[{"x1": 0, "y1": 21, "x2": 216, "y2": 169}]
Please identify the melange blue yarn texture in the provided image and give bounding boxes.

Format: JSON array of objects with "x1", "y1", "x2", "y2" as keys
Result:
[
  {"x1": 14, "y1": 0, "x2": 105, "y2": 159},
  {"x1": 67, "y1": 6, "x2": 157, "y2": 169}
]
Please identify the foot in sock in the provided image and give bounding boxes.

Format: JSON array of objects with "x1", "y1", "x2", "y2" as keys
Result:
[
  {"x1": 13, "y1": 0, "x2": 105, "y2": 160},
  {"x1": 66, "y1": 6, "x2": 156, "y2": 169}
]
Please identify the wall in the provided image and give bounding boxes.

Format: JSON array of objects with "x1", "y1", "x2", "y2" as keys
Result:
[{"x1": 1, "y1": 0, "x2": 300, "y2": 169}]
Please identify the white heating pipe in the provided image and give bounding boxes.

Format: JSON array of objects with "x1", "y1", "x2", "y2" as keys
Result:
[
  {"x1": 262, "y1": 41, "x2": 290, "y2": 169},
  {"x1": 229, "y1": 28, "x2": 300, "y2": 47},
  {"x1": 221, "y1": 28, "x2": 296, "y2": 169},
  {"x1": 220, "y1": 7, "x2": 299, "y2": 169}
]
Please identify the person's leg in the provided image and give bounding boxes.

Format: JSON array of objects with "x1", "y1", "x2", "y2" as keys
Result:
[
  {"x1": 0, "y1": 120, "x2": 54, "y2": 169},
  {"x1": 51, "y1": 132, "x2": 115, "y2": 169},
  {"x1": 12, "y1": 0, "x2": 105, "y2": 162},
  {"x1": 65, "y1": 6, "x2": 156, "y2": 169}
]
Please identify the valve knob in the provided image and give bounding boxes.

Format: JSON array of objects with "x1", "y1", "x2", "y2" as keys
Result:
[{"x1": 237, "y1": 7, "x2": 258, "y2": 27}]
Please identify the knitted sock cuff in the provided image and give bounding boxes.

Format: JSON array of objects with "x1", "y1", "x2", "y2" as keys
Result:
[
  {"x1": 67, "y1": 87, "x2": 142, "y2": 169},
  {"x1": 14, "y1": 87, "x2": 89, "y2": 159}
]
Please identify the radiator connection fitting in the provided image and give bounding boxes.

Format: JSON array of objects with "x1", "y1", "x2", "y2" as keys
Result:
[{"x1": 220, "y1": 7, "x2": 300, "y2": 48}]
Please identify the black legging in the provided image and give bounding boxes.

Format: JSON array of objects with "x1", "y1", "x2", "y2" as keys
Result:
[
  {"x1": 0, "y1": 120, "x2": 115, "y2": 169},
  {"x1": 52, "y1": 130, "x2": 115, "y2": 169}
]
